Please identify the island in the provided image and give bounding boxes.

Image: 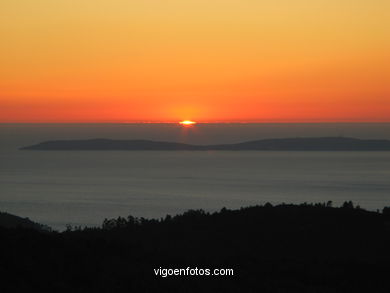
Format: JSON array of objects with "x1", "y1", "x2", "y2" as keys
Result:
[{"x1": 20, "y1": 137, "x2": 390, "y2": 151}]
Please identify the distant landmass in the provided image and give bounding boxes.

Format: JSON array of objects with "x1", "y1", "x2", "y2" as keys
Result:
[{"x1": 20, "y1": 137, "x2": 390, "y2": 151}]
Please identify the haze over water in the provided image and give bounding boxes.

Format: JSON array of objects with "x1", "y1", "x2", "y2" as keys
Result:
[{"x1": 1, "y1": 123, "x2": 390, "y2": 230}]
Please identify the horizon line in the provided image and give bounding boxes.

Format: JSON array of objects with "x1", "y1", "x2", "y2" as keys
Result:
[{"x1": 1, "y1": 121, "x2": 390, "y2": 125}]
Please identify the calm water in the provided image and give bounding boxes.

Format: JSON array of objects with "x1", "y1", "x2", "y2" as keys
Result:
[{"x1": 1, "y1": 124, "x2": 390, "y2": 230}]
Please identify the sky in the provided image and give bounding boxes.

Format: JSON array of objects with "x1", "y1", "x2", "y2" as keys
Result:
[{"x1": 0, "y1": 0, "x2": 389, "y2": 123}]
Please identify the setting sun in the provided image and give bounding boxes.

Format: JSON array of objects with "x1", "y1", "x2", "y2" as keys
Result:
[{"x1": 179, "y1": 120, "x2": 197, "y2": 126}]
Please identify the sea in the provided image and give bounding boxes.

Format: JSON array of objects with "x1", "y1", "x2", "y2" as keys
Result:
[{"x1": 1, "y1": 123, "x2": 390, "y2": 230}]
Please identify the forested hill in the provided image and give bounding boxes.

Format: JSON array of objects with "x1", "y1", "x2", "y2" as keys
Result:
[
  {"x1": 0, "y1": 211, "x2": 50, "y2": 231},
  {"x1": 1, "y1": 203, "x2": 390, "y2": 292}
]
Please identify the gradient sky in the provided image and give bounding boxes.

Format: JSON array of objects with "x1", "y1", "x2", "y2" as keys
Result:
[{"x1": 1, "y1": 0, "x2": 389, "y2": 122}]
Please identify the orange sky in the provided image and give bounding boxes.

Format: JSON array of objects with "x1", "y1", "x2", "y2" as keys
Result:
[{"x1": 0, "y1": 0, "x2": 389, "y2": 123}]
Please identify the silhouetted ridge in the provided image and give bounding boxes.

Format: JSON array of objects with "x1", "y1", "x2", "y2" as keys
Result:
[
  {"x1": 2, "y1": 202, "x2": 390, "y2": 292},
  {"x1": 20, "y1": 137, "x2": 390, "y2": 150},
  {"x1": 0, "y1": 211, "x2": 50, "y2": 231}
]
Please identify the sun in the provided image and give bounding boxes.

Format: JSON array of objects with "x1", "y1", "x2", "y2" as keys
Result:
[{"x1": 179, "y1": 120, "x2": 197, "y2": 126}]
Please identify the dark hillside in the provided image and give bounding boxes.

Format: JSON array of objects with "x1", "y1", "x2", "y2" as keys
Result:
[
  {"x1": 1, "y1": 203, "x2": 390, "y2": 292},
  {"x1": 0, "y1": 211, "x2": 50, "y2": 231}
]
